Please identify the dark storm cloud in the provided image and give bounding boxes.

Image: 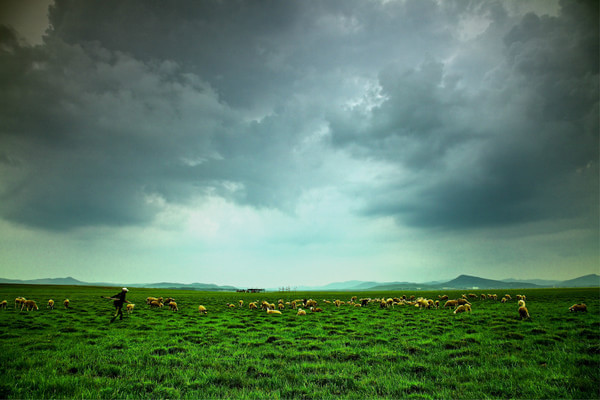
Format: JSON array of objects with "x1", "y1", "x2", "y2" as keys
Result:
[
  {"x1": 329, "y1": 0, "x2": 598, "y2": 229},
  {"x1": 0, "y1": 0, "x2": 596, "y2": 233}
]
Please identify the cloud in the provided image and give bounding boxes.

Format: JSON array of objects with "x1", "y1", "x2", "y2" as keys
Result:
[{"x1": 328, "y1": 0, "x2": 598, "y2": 230}]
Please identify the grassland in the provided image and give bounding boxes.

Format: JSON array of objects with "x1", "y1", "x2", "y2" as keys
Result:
[{"x1": 0, "y1": 285, "x2": 598, "y2": 399}]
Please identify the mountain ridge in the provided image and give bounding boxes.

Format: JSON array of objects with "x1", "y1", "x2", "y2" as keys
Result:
[{"x1": 1, "y1": 274, "x2": 598, "y2": 291}]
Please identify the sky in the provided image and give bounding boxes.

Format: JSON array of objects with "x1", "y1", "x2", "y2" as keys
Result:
[{"x1": 0, "y1": 0, "x2": 598, "y2": 288}]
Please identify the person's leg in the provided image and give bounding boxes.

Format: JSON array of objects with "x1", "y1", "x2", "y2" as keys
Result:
[
  {"x1": 118, "y1": 307, "x2": 123, "y2": 320},
  {"x1": 110, "y1": 306, "x2": 119, "y2": 323}
]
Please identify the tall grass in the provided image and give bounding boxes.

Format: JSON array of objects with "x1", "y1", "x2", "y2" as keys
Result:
[{"x1": 1, "y1": 285, "x2": 598, "y2": 399}]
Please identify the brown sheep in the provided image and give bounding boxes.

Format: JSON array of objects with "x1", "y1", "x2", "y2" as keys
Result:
[
  {"x1": 64, "y1": 299, "x2": 70, "y2": 309},
  {"x1": 438, "y1": 295, "x2": 449, "y2": 301},
  {"x1": 310, "y1": 307, "x2": 323, "y2": 313},
  {"x1": 454, "y1": 304, "x2": 471, "y2": 314},
  {"x1": 569, "y1": 303, "x2": 587, "y2": 312},
  {"x1": 146, "y1": 297, "x2": 159, "y2": 305},
  {"x1": 249, "y1": 302, "x2": 258, "y2": 310},
  {"x1": 126, "y1": 303, "x2": 135, "y2": 314},
  {"x1": 467, "y1": 293, "x2": 478, "y2": 299},
  {"x1": 169, "y1": 302, "x2": 178, "y2": 312},
  {"x1": 278, "y1": 303, "x2": 285, "y2": 310},
  {"x1": 481, "y1": 294, "x2": 487, "y2": 300},
  {"x1": 47, "y1": 299, "x2": 55, "y2": 309},
  {"x1": 504, "y1": 294, "x2": 512, "y2": 300},
  {"x1": 518, "y1": 306, "x2": 530, "y2": 319},
  {"x1": 0, "y1": 300, "x2": 7, "y2": 309},
  {"x1": 297, "y1": 308, "x2": 306, "y2": 316},
  {"x1": 22, "y1": 299, "x2": 38, "y2": 311},
  {"x1": 444, "y1": 300, "x2": 459, "y2": 309},
  {"x1": 457, "y1": 298, "x2": 471, "y2": 306},
  {"x1": 15, "y1": 297, "x2": 26, "y2": 309},
  {"x1": 198, "y1": 305, "x2": 207, "y2": 315},
  {"x1": 149, "y1": 300, "x2": 163, "y2": 308},
  {"x1": 267, "y1": 308, "x2": 282, "y2": 315}
]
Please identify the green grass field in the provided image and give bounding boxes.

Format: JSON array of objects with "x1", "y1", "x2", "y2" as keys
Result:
[{"x1": 0, "y1": 285, "x2": 598, "y2": 399}]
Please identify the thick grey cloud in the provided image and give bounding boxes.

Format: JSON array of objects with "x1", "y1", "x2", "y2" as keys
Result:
[
  {"x1": 0, "y1": 0, "x2": 596, "y2": 235},
  {"x1": 329, "y1": 0, "x2": 598, "y2": 229}
]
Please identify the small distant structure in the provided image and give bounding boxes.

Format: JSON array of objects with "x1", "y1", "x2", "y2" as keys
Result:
[{"x1": 237, "y1": 288, "x2": 265, "y2": 293}]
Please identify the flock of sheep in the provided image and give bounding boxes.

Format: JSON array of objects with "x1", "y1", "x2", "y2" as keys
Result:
[
  {"x1": 0, "y1": 293, "x2": 588, "y2": 320},
  {"x1": 1, "y1": 297, "x2": 70, "y2": 312}
]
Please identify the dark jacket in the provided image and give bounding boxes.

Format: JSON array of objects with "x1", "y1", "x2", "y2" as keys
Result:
[{"x1": 112, "y1": 291, "x2": 127, "y2": 308}]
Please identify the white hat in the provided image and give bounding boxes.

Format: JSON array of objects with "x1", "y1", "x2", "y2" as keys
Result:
[{"x1": 122, "y1": 287, "x2": 128, "y2": 292}]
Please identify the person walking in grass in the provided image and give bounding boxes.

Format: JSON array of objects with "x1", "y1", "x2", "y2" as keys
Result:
[{"x1": 102, "y1": 288, "x2": 130, "y2": 323}]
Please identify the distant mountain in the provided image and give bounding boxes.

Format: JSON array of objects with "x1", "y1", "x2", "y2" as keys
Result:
[
  {"x1": 501, "y1": 278, "x2": 562, "y2": 286},
  {"x1": 436, "y1": 275, "x2": 542, "y2": 290},
  {"x1": 556, "y1": 274, "x2": 600, "y2": 288},
  {"x1": 0, "y1": 277, "x2": 238, "y2": 291},
  {"x1": 0, "y1": 276, "x2": 86, "y2": 285}
]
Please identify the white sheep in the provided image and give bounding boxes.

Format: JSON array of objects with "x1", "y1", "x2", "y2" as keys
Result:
[
  {"x1": 198, "y1": 305, "x2": 208, "y2": 315},
  {"x1": 47, "y1": 299, "x2": 54, "y2": 309},
  {"x1": 126, "y1": 303, "x2": 135, "y2": 314},
  {"x1": 0, "y1": 300, "x2": 7, "y2": 309},
  {"x1": 454, "y1": 304, "x2": 471, "y2": 314},
  {"x1": 21, "y1": 299, "x2": 38, "y2": 311}
]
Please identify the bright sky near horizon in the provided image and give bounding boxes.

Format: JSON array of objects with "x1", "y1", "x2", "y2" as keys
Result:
[{"x1": 0, "y1": 0, "x2": 597, "y2": 288}]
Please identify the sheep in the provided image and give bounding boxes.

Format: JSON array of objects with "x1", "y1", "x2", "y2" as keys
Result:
[
  {"x1": 198, "y1": 305, "x2": 207, "y2": 315},
  {"x1": 444, "y1": 300, "x2": 459, "y2": 309},
  {"x1": 297, "y1": 308, "x2": 306, "y2": 316},
  {"x1": 126, "y1": 303, "x2": 135, "y2": 314},
  {"x1": 249, "y1": 302, "x2": 258, "y2": 310},
  {"x1": 354, "y1": 303, "x2": 362, "y2": 308},
  {"x1": 501, "y1": 297, "x2": 507, "y2": 303},
  {"x1": 64, "y1": 299, "x2": 70, "y2": 309},
  {"x1": 239, "y1": 300, "x2": 244, "y2": 308},
  {"x1": 518, "y1": 299, "x2": 526, "y2": 308},
  {"x1": 434, "y1": 300, "x2": 440, "y2": 308},
  {"x1": 454, "y1": 304, "x2": 471, "y2": 314},
  {"x1": 467, "y1": 293, "x2": 478, "y2": 299},
  {"x1": 415, "y1": 298, "x2": 430, "y2": 309},
  {"x1": 481, "y1": 294, "x2": 487, "y2": 300},
  {"x1": 518, "y1": 306, "x2": 530, "y2": 319},
  {"x1": 15, "y1": 297, "x2": 26, "y2": 309},
  {"x1": 267, "y1": 308, "x2": 282, "y2": 315},
  {"x1": 457, "y1": 298, "x2": 471, "y2": 306},
  {"x1": 360, "y1": 298, "x2": 370, "y2": 306},
  {"x1": 149, "y1": 300, "x2": 163, "y2": 308},
  {"x1": 569, "y1": 303, "x2": 587, "y2": 312},
  {"x1": 305, "y1": 299, "x2": 317, "y2": 308},
  {"x1": 310, "y1": 307, "x2": 323, "y2": 313},
  {"x1": 169, "y1": 301, "x2": 178, "y2": 312},
  {"x1": 504, "y1": 294, "x2": 512, "y2": 300},
  {"x1": 22, "y1": 299, "x2": 38, "y2": 311},
  {"x1": 146, "y1": 297, "x2": 159, "y2": 305},
  {"x1": 47, "y1": 299, "x2": 55, "y2": 309},
  {"x1": 0, "y1": 300, "x2": 7, "y2": 309},
  {"x1": 278, "y1": 302, "x2": 285, "y2": 311},
  {"x1": 334, "y1": 299, "x2": 343, "y2": 307},
  {"x1": 438, "y1": 295, "x2": 449, "y2": 301}
]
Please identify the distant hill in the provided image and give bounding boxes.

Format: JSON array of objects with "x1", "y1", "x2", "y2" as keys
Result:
[
  {"x1": 556, "y1": 274, "x2": 600, "y2": 288},
  {"x1": 501, "y1": 278, "x2": 562, "y2": 286},
  {"x1": 0, "y1": 277, "x2": 238, "y2": 291},
  {"x1": 437, "y1": 275, "x2": 542, "y2": 290}
]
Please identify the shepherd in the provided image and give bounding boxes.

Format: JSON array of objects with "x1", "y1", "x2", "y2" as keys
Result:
[{"x1": 102, "y1": 288, "x2": 131, "y2": 323}]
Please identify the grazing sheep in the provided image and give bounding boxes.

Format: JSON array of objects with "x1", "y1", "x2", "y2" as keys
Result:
[
  {"x1": 438, "y1": 295, "x2": 449, "y2": 301},
  {"x1": 354, "y1": 303, "x2": 362, "y2": 308},
  {"x1": 518, "y1": 306, "x2": 530, "y2": 319},
  {"x1": 47, "y1": 299, "x2": 55, "y2": 309},
  {"x1": 468, "y1": 293, "x2": 478, "y2": 299},
  {"x1": 126, "y1": 303, "x2": 135, "y2": 314},
  {"x1": 457, "y1": 298, "x2": 471, "y2": 306},
  {"x1": 22, "y1": 299, "x2": 38, "y2": 311},
  {"x1": 146, "y1": 297, "x2": 159, "y2": 305},
  {"x1": 0, "y1": 300, "x2": 7, "y2": 309},
  {"x1": 249, "y1": 302, "x2": 258, "y2": 310},
  {"x1": 198, "y1": 305, "x2": 207, "y2": 315},
  {"x1": 361, "y1": 298, "x2": 370, "y2": 306},
  {"x1": 444, "y1": 300, "x2": 459, "y2": 309},
  {"x1": 15, "y1": 297, "x2": 26, "y2": 309},
  {"x1": 169, "y1": 302, "x2": 178, "y2": 312},
  {"x1": 454, "y1": 304, "x2": 471, "y2": 314},
  {"x1": 504, "y1": 294, "x2": 512, "y2": 300},
  {"x1": 278, "y1": 303, "x2": 285, "y2": 310},
  {"x1": 518, "y1": 300, "x2": 526, "y2": 308},
  {"x1": 501, "y1": 297, "x2": 508, "y2": 303},
  {"x1": 64, "y1": 299, "x2": 70, "y2": 309},
  {"x1": 149, "y1": 300, "x2": 163, "y2": 308},
  {"x1": 569, "y1": 303, "x2": 587, "y2": 312},
  {"x1": 415, "y1": 298, "x2": 430, "y2": 309},
  {"x1": 481, "y1": 294, "x2": 487, "y2": 300},
  {"x1": 239, "y1": 300, "x2": 244, "y2": 307},
  {"x1": 310, "y1": 307, "x2": 323, "y2": 313},
  {"x1": 267, "y1": 309, "x2": 282, "y2": 315},
  {"x1": 297, "y1": 308, "x2": 306, "y2": 316},
  {"x1": 434, "y1": 300, "x2": 440, "y2": 308}
]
